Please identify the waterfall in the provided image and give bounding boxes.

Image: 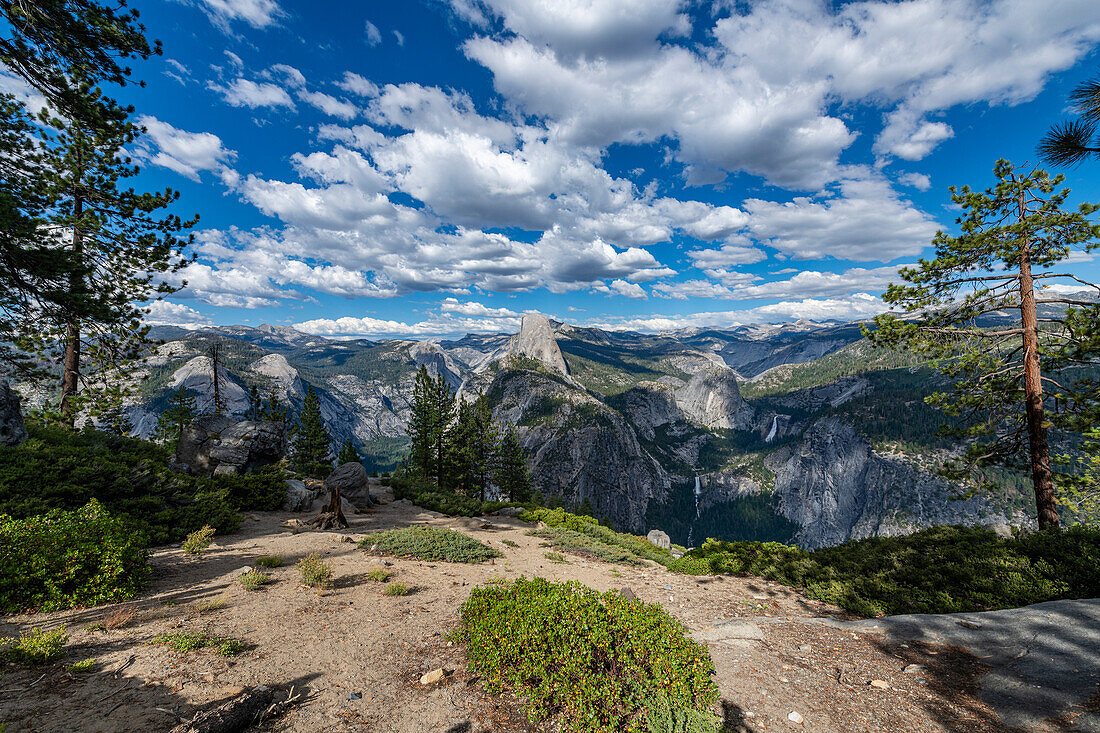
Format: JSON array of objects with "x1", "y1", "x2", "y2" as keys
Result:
[
  {"x1": 765, "y1": 414, "x2": 780, "y2": 443},
  {"x1": 687, "y1": 475, "x2": 702, "y2": 547}
]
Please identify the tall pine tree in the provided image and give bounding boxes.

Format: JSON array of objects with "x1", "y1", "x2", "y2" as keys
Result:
[
  {"x1": 405, "y1": 366, "x2": 454, "y2": 489},
  {"x1": 337, "y1": 438, "x2": 359, "y2": 466},
  {"x1": 292, "y1": 385, "x2": 333, "y2": 479},
  {"x1": 494, "y1": 424, "x2": 531, "y2": 503},
  {"x1": 155, "y1": 385, "x2": 195, "y2": 451}
]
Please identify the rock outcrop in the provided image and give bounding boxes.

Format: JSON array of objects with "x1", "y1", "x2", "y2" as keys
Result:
[
  {"x1": 176, "y1": 416, "x2": 287, "y2": 477},
  {"x1": 768, "y1": 417, "x2": 1012, "y2": 549},
  {"x1": 0, "y1": 379, "x2": 27, "y2": 447},
  {"x1": 324, "y1": 461, "x2": 375, "y2": 508},
  {"x1": 674, "y1": 368, "x2": 754, "y2": 430},
  {"x1": 509, "y1": 313, "x2": 569, "y2": 376}
]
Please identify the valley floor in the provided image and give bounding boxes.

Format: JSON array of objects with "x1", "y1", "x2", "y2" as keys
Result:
[{"x1": 1, "y1": 488, "x2": 1094, "y2": 732}]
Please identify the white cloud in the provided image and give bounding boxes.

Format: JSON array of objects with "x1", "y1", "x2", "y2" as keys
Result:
[
  {"x1": 742, "y1": 171, "x2": 939, "y2": 261},
  {"x1": 874, "y1": 109, "x2": 954, "y2": 161},
  {"x1": 365, "y1": 21, "x2": 383, "y2": 46},
  {"x1": 298, "y1": 90, "x2": 358, "y2": 120},
  {"x1": 337, "y1": 72, "x2": 379, "y2": 98},
  {"x1": 144, "y1": 300, "x2": 214, "y2": 329},
  {"x1": 898, "y1": 172, "x2": 932, "y2": 191},
  {"x1": 593, "y1": 279, "x2": 647, "y2": 299},
  {"x1": 197, "y1": 0, "x2": 283, "y2": 30},
  {"x1": 440, "y1": 298, "x2": 521, "y2": 318},
  {"x1": 136, "y1": 115, "x2": 237, "y2": 182},
  {"x1": 266, "y1": 64, "x2": 307, "y2": 89},
  {"x1": 686, "y1": 242, "x2": 766, "y2": 269},
  {"x1": 393, "y1": 30, "x2": 405, "y2": 46},
  {"x1": 210, "y1": 78, "x2": 296, "y2": 109}
]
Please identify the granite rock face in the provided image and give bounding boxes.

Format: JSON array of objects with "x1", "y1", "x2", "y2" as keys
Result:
[
  {"x1": 509, "y1": 314, "x2": 569, "y2": 376},
  {"x1": 0, "y1": 379, "x2": 27, "y2": 447},
  {"x1": 176, "y1": 415, "x2": 287, "y2": 477},
  {"x1": 674, "y1": 368, "x2": 754, "y2": 431},
  {"x1": 768, "y1": 417, "x2": 1011, "y2": 549},
  {"x1": 325, "y1": 461, "x2": 375, "y2": 508}
]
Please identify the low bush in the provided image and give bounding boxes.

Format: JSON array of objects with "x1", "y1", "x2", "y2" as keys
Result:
[
  {"x1": 297, "y1": 553, "x2": 333, "y2": 589},
  {"x1": 670, "y1": 525, "x2": 1100, "y2": 617},
  {"x1": 1, "y1": 625, "x2": 68, "y2": 664},
  {"x1": 391, "y1": 476, "x2": 518, "y2": 517},
  {"x1": 182, "y1": 526, "x2": 216, "y2": 554},
  {"x1": 152, "y1": 631, "x2": 245, "y2": 657},
  {"x1": 255, "y1": 555, "x2": 283, "y2": 568},
  {"x1": 67, "y1": 658, "x2": 96, "y2": 673},
  {"x1": 383, "y1": 582, "x2": 410, "y2": 596},
  {"x1": 0, "y1": 423, "x2": 289, "y2": 547},
  {"x1": 240, "y1": 570, "x2": 272, "y2": 590},
  {"x1": 521, "y1": 508, "x2": 675, "y2": 566},
  {"x1": 360, "y1": 526, "x2": 502, "y2": 563},
  {"x1": 456, "y1": 577, "x2": 719, "y2": 732},
  {"x1": 543, "y1": 551, "x2": 568, "y2": 563},
  {"x1": 0, "y1": 500, "x2": 148, "y2": 613},
  {"x1": 531, "y1": 527, "x2": 647, "y2": 566},
  {"x1": 366, "y1": 567, "x2": 392, "y2": 582}
]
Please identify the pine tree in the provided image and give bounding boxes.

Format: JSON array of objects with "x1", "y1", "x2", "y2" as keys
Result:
[
  {"x1": 97, "y1": 397, "x2": 132, "y2": 436},
  {"x1": 155, "y1": 385, "x2": 195, "y2": 450},
  {"x1": 292, "y1": 385, "x2": 333, "y2": 479},
  {"x1": 406, "y1": 366, "x2": 455, "y2": 489},
  {"x1": 30, "y1": 85, "x2": 193, "y2": 425},
  {"x1": 337, "y1": 438, "x2": 359, "y2": 466},
  {"x1": 494, "y1": 423, "x2": 531, "y2": 503},
  {"x1": 245, "y1": 384, "x2": 263, "y2": 420},
  {"x1": 869, "y1": 160, "x2": 1100, "y2": 529},
  {"x1": 263, "y1": 387, "x2": 290, "y2": 427}
]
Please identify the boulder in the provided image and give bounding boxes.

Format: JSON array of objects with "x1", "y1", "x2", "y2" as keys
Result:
[
  {"x1": 493, "y1": 506, "x2": 524, "y2": 517},
  {"x1": 176, "y1": 415, "x2": 286, "y2": 477},
  {"x1": 646, "y1": 529, "x2": 671, "y2": 550},
  {"x1": 283, "y1": 479, "x2": 321, "y2": 512},
  {"x1": 0, "y1": 379, "x2": 28, "y2": 447},
  {"x1": 324, "y1": 462, "x2": 375, "y2": 508}
]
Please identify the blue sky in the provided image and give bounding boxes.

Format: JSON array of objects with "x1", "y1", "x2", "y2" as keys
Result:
[{"x1": 12, "y1": 0, "x2": 1100, "y2": 338}]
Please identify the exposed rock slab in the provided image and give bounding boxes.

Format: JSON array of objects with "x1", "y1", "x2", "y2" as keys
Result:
[{"x1": 0, "y1": 379, "x2": 27, "y2": 447}]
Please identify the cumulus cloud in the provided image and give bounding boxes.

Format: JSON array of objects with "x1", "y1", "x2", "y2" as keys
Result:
[
  {"x1": 209, "y1": 78, "x2": 296, "y2": 109},
  {"x1": 136, "y1": 116, "x2": 237, "y2": 182},
  {"x1": 196, "y1": 0, "x2": 284, "y2": 30},
  {"x1": 898, "y1": 171, "x2": 932, "y2": 191},
  {"x1": 298, "y1": 90, "x2": 358, "y2": 119},
  {"x1": 144, "y1": 300, "x2": 214, "y2": 329}
]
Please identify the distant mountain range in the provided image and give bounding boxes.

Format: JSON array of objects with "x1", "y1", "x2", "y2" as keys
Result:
[{"x1": 20, "y1": 311, "x2": 1045, "y2": 549}]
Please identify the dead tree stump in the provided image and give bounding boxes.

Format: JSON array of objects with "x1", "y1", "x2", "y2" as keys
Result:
[
  {"x1": 310, "y1": 484, "x2": 347, "y2": 530},
  {"x1": 169, "y1": 684, "x2": 302, "y2": 732}
]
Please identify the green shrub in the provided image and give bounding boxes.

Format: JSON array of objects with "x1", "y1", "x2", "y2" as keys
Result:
[
  {"x1": 194, "y1": 598, "x2": 227, "y2": 613},
  {"x1": 366, "y1": 567, "x2": 392, "y2": 582},
  {"x1": 544, "y1": 551, "x2": 568, "y2": 563},
  {"x1": 297, "y1": 553, "x2": 333, "y2": 589},
  {"x1": 182, "y1": 526, "x2": 216, "y2": 554},
  {"x1": 67, "y1": 658, "x2": 96, "y2": 673},
  {"x1": 360, "y1": 526, "x2": 502, "y2": 563},
  {"x1": 0, "y1": 500, "x2": 148, "y2": 612},
  {"x1": 670, "y1": 525, "x2": 1100, "y2": 616},
  {"x1": 391, "y1": 476, "x2": 517, "y2": 517},
  {"x1": 152, "y1": 631, "x2": 245, "y2": 657},
  {"x1": 502, "y1": 539, "x2": 519, "y2": 548},
  {"x1": 383, "y1": 582, "x2": 410, "y2": 596},
  {"x1": 2, "y1": 625, "x2": 68, "y2": 664},
  {"x1": 0, "y1": 423, "x2": 283, "y2": 546},
  {"x1": 531, "y1": 527, "x2": 647, "y2": 566},
  {"x1": 521, "y1": 508, "x2": 674, "y2": 566},
  {"x1": 239, "y1": 570, "x2": 272, "y2": 590},
  {"x1": 456, "y1": 577, "x2": 719, "y2": 732},
  {"x1": 255, "y1": 555, "x2": 283, "y2": 568}
]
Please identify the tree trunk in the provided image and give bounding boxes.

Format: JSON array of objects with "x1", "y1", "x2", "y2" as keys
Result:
[
  {"x1": 311, "y1": 484, "x2": 347, "y2": 530},
  {"x1": 169, "y1": 684, "x2": 300, "y2": 733},
  {"x1": 1017, "y1": 193, "x2": 1059, "y2": 530},
  {"x1": 59, "y1": 192, "x2": 84, "y2": 426}
]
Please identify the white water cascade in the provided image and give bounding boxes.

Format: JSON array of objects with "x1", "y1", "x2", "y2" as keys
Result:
[
  {"x1": 765, "y1": 414, "x2": 780, "y2": 443},
  {"x1": 687, "y1": 475, "x2": 702, "y2": 547}
]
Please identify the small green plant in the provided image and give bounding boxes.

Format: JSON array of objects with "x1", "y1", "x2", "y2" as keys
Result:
[
  {"x1": 502, "y1": 539, "x2": 519, "y2": 548},
  {"x1": 297, "y1": 553, "x2": 334, "y2": 589},
  {"x1": 2, "y1": 625, "x2": 69, "y2": 664},
  {"x1": 544, "y1": 551, "x2": 568, "y2": 563},
  {"x1": 255, "y1": 555, "x2": 283, "y2": 568},
  {"x1": 532, "y1": 527, "x2": 647, "y2": 566},
  {"x1": 194, "y1": 598, "x2": 227, "y2": 613},
  {"x1": 152, "y1": 631, "x2": 245, "y2": 657},
  {"x1": 182, "y1": 526, "x2": 216, "y2": 554},
  {"x1": 239, "y1": 570, "x2": 273, "y2": 591},
  {"x1": 67, "y1": 658, "x2": 96, "y2": 673},
  {"x1": 366, "y1": 567, "x2": 392, "y2": 583},
  {"x1": 383, "y1": 582, "x2": 411, "y2": 596},
  {"x1": 456, "y1": 577, "x2": 719, "y2": 732},
  {"x1": 360, "y1": 526, "x2": 502, "y2": 563}
]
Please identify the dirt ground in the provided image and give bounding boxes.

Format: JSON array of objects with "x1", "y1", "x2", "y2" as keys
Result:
[{"x1": 0, "y1": 485, "x2": 1017, "y2": 732}]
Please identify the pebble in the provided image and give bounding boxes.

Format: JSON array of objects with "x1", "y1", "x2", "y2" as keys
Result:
[
  {"x1": 958, "y1": 619, "x2": 983, "y2": 629},
  {"x1": 869, "y1": 679, "x2": 890, "y2": 690},
  {"x1": 797, "y1": 644, "x2": 813, "y2": 653},
  {"x1": 903, "y1": 664, "x2": 927, "y2": 674},
  {"x1": 419, "y1": 668, "x2": 447, "y2": 685},
  {"x1": 788, "y1": 711, "x2": 804, "y2": 724}
]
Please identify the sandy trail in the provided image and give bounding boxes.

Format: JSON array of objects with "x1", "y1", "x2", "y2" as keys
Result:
[{"x1": 0, "y1": 491, "x2": 1032, "y2": 732}]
